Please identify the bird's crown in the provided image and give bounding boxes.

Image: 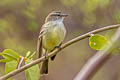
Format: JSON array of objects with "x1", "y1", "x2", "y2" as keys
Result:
[{"x1": 45, "y1": 11, "x2": 68, "y2": 23}]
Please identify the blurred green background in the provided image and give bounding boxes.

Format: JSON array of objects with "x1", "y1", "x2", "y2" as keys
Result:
[{"x1": 0, "y1": 0, "x2": 120, "y2": 80}]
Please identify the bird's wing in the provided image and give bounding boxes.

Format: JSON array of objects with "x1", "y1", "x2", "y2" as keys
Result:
[
  {"x1": 37, "y1": 22, "x2": 57, "y2": 58},
  {"x1": 37, "y1": 27, "x2": 44, "y2": 58}
]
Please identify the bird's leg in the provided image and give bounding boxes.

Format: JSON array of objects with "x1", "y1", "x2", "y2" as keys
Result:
[
  {"x1": 55, "y1": 42, "x2": 62, "y2": 49},
  {"x1": 51, "y1": 42, "x2": 62, "y2": 60},
  {"x1": 44, "y1": 50, "x2": 48, "y2": 59},
  {"x1": 50, "y1": 42, "x2": 62, "y2": 52}
]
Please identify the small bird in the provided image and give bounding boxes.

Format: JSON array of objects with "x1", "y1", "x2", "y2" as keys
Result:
[{"x1": 37, "y1": 11, "x2": 68, "y2": 75}]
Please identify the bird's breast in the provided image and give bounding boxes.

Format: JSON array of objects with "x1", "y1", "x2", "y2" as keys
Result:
[{"x1": 42, "y1": 22, "x2": 66, "y2": 51}]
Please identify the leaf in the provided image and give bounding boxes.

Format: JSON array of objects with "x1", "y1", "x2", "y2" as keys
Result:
[
  {"x1": 29, "y1": 51, "x2": 36, "y2": 59},
  {"x1": 5, "y1": 60, "x2": 18, "y2": 80},
  {"x1": 25, "y1": 59, "x2": 40, "y2": 80},
  {"x1": 89, "y1": 34, "x2": 110, "y2": 50},
  {"x1": 3, "y1": 49, "x2": 20, "y2": 58},
  {"x1": 25, "y1": 51, "x2": 36, "y2": 59},
  {"x1": 0, "y1": 49, "x2": 20, "y2": 62},
  {"x1": 0, "y1": 59, "x2": 11, "y2": 63},
  {"x1": 26, "y1": 51, "x2": 31, "y2": 58},
  {"x1": 0, "y1": 53, "x2": 17, "y2": 62},
  {"x1": 5, "y1": 60, "x2": 18, "y2": 73}
]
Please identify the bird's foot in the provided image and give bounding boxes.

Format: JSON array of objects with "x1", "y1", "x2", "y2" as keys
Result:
[
  {"x1": 55, "y1": 45, "x2": 61, "y2": 49},
  {"x1": 44, "y1": 53, "x2": 48, "y2": 59}
]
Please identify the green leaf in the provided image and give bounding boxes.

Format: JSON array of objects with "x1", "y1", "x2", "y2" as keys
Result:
[
  {"x1": 0, "y1": 59, "x2": 11, "y2": 63},
  {"x1": 0, "y1": 53, "x2": 17, "y2": 62},
  {"x1": 25, "y1": 51, "x2": 36, "y2": 59},
  {"x1": 26, "y1": 51, "x2": 31, "y2": 58},
  {"x1": 5, "y1": 60, "x2": 18, "y2": 80},
  {"x1": 0, "y1": 49, "x2": 20, "y2": 62},
  {"x1": 29, "y1": 52, "x2": 36, "y2": 59},
  {"x1": 25, "y1": 59, "x2": 40, "y2": 80},
  {"x1": 89, "y1": 34, "x2": 110, "y2": 50},
  {"x1": 3, "y1": 49, "x2": 20, "y2": 58},
  {"x1": 5, "y1": 60, "x2": 18, "y2": 73}
]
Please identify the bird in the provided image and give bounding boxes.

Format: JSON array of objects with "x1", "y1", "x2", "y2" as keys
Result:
[{"x1": 37, "y1": 11, "x2": 68, "y2": 75}]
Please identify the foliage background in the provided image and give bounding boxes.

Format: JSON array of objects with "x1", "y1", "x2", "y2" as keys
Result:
[{"x1": 0, "y1": 0, "x2": 120, "y2": 80}]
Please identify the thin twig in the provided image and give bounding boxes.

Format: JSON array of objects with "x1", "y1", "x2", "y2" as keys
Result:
[
  {"x1": 0, "y1": 24, "x2": 120, "y2": 80},
  {"x1": 74, "y1": 27, "x2": 120, "y2": 80}
]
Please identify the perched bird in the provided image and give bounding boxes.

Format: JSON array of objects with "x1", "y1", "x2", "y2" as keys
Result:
[{"x1": 37, "y1": 11, "x2": 68, "y2": 75}]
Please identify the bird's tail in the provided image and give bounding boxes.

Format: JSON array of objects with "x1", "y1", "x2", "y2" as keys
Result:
[
  {"x1": 51, "y1": 54, "x2": 56, "y2": 61},
  {"x1": 40, "y1": 59, "x2": 49, "y2": 75}
]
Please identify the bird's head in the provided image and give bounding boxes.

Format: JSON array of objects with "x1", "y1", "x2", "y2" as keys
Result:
[{"x1": 45, "y1": 11, "x2": 68, "y2": 23}]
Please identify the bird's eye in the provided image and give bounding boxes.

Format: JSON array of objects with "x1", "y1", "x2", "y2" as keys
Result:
[
  {"x1": 50, "y1": 13, "x2": 61, "y2": 16},
  {"x1": 57, "y1": 14, "x2": 60, "y2": 16}
]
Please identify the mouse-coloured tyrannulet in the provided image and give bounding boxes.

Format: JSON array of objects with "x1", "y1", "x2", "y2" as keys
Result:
[{"x1": 37, "y1": 11, "x2": 68, "y2": 75}]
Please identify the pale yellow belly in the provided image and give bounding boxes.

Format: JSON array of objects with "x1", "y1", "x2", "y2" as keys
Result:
[{"x1": 42, "y1": 27, "x2": 65, "y2": 52}]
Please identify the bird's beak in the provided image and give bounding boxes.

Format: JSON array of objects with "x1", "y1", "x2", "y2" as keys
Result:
[{"x1": 61, "y1": 14, "x2": 68, "y2": 17}]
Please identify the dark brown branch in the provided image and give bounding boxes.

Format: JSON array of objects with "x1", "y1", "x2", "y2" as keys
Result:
[{"x1": 0, "y1": 24, "x2": 120, "y2": 80}]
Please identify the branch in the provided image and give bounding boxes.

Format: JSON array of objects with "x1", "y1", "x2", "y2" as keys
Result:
[
  {"x1": 0, "y1": 24, "x2": 120, "y2": 80},
  {"x1": 74, "y1": 27, "x2": 120, "y2": 80}
]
